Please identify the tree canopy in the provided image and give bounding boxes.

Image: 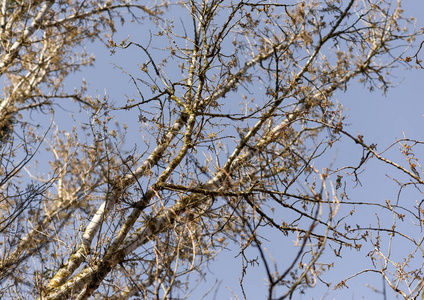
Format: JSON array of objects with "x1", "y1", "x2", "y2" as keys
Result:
[{"x1": 0, "y1": 0, "x2": 423, "y2": 299}]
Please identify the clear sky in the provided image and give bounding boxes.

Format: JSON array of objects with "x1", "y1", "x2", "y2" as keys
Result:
[{"x1": 61, "y1": 1, "x2": 424, "y2": 299}]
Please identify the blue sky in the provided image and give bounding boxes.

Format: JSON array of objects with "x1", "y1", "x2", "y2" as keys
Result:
[{"x1": 58, "y1": 1, "x2": 424, "y2": 299}]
